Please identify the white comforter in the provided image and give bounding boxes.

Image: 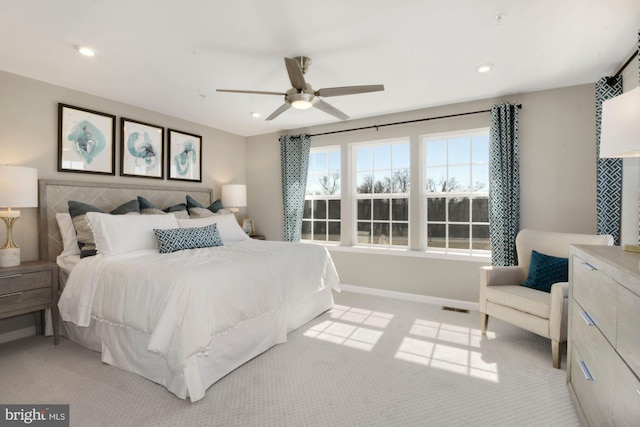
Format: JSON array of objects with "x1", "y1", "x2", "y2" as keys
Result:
[{"x1": 59, "y1": 240, "x2": 340, "y2": 374}]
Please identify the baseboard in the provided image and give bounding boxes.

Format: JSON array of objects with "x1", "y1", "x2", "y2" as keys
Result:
[
  {"x1": 339, "y1": 284, "x2": 479, "y2": 312},
  {"x1": 0, "y1": 326, "x2": 36, "y2": 345}
]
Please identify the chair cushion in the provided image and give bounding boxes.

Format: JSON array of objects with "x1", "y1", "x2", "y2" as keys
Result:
[
  {"x1": 485, "y1": 285, "x2": 551, "y2": 318},
  {"x1": 522, "y1": 250, "x2": 568, "y2": 293}
]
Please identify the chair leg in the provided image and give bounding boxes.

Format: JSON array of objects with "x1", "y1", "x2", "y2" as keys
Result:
[
  {"x1": 480, "y1": 313, "x2": 488, "y2": 335},
  {"x1": 552, "y1": 340, "x2": 561, "y2": 369}
]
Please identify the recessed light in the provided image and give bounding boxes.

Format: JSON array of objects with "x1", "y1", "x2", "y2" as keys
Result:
[
  {"x1": 77, "y1": 46, "x2": 96, "y2": 57},
  {"x1": 251, "y1": 112, "x2": 261, "y2": 118},
  {"x1": 477, "y1": 64, "x2": 493, "y2": 73}
]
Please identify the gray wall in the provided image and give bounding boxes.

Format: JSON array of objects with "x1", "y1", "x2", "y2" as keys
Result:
[
  {"x1": 0, "y1": 70, "x2": 247, "y2": 337},
  {"x1": 246, "y1": 83, "x2": 598, "y2": 303}
]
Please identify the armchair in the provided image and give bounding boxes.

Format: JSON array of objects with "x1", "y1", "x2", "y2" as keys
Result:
[{"x1": 479, "y1": 229, "x2": 613, "y2": 368}]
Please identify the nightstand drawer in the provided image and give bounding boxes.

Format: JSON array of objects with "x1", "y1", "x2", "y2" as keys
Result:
[
  {"x1": 0, "y1": 287, "x2": 52, "y2": 315},
  {"x1": 0, "y1": 271, "x2": 52, "y2": 294}
]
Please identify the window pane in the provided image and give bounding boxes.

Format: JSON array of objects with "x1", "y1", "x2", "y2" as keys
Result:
[
  {"x1": 313, "y1": 221, "x2": 326, "y2": 241},
  {"x1": 357, "y1": 199, "x2": 371, "y2": 220},
  {"x1": 373, "y1": 199, "x2": 389, "y2": 220},
  {"x1": 306, "y1": 175, "x2": 314, "y2": 195},
  {"x1": 472, "y1": 225, "x2": 490, "y2": 250},
  {"x1": 357, "y1": 222, "x2": 371, "y2": 244},
  {"x1": 427, "y1": 198, "x2": 446, "y2": 221},
  {"x1": 328, "y1": 200, "x2": 340, "y2": 219},
  {"x1": 303, "y1": 200, "x2": 311, "y2": 219},
  {"x1": 392, "y1": 198, "x2": 408, "y2": 221},
  {"x1": 392, "y1": 169, "x2": 410, "y2": 193},
  {"x1": 373, "y1": 171, "x2": 390, "y2": 193},
  {"x1": 448, "y1": 198, "x2": 469, "y2": 222},
  {"x1": 373, "y1": 222, "x2": 390, "y2": 244},
  {"x1": 329, "y1": 150, "x2": 340, "y2": 172},
  {"x1": 426, "y1": 140, "x2": 446, "y2": 166},
  {"x1": 301, "y1": 221, "x2": 311, "y2": 240},
  {"x1": 448, "y1": 137, "x2": 470, "y2": 164},
  {"x1": 373, "y1": 145, "x2": 391, "y2": 170},
  {"x1": 448, "y1": 224, "x2": 470, "y2": 249},
  {"x1": 427, "y1": 224, "x2": 446, "y2": 248},
  {"x1": 472, "y1": 198, "x2": 489, "y2": 222},
  {"x1": 314, "y1": 152, "x2": 328, "y2": 173},
  {"x1": 314, "y1": 200, "x2": 326, "y2": 219},
  {"x1": 357, "y1": 172, "x2": 373, "y2": 194},
  {"x1": 328, "y1": 222, "x2": 340, "y2": 242},
  {"x1": 392, "y1": 223, "x2": 409, "y2": 247},
  {"x1": 472, "y1": 134, "x2": 489, "y2": 163},
  {"x1": 472, "y1": 164, "x2": 488, "y2": 193},
  {"x1": 318, "y1": 174, "x2": 339, "y2": 195},
  {"x1": 426, "y1": 167, "x2": 447, "y2": 192},
  {"x1": 448, "y1": 165, "x2": 470, "y2": 191},
  {"x1": 392, "y1": 143, "x2": 410, "y2": 169},
  {"x1": 356, "y1": 147, "x2": 372, "y2": 171}
]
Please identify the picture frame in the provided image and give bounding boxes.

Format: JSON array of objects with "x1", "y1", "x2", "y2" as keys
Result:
[
  {"x1": 120, "y1": 117, "x2": 164, "y2": 179},
  {"x1": 167, "y1": 129, "x2": 202, "y2": 182},
  {"x1": 241, "y1": 218, "x2": 255, "y2": 236},
  {"x1": 58, "y1": 103, "x2": 116, "y2": 175}
]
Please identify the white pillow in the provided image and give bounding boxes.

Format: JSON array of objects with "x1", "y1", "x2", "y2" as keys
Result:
[
  {"x1": 177, "y1": 214, "x2": 249, "y2": 243},
  {"x1": 56, "y1": 213, "x2": 81, "y2": 257},
  {"x1": 87, "y1": 211, "x2": 179, "y2": 256}
]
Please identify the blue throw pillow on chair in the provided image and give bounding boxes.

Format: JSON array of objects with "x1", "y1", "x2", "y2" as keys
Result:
[{"x1": 521, "y1": 250, "x2": 569, "y2": 293}]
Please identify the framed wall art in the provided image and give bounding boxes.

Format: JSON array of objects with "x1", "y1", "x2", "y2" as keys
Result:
[
  {"x1": 168, "y1": 129, "x2": 202, "y2": 182},
  {"x1": 58, "y1": 103, "x2": 115, "y2": 175},
  {"x1": 120, "y1": 117, "x2": 164, "y2": 179}
]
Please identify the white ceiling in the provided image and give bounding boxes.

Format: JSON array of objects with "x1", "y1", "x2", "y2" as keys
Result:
[{"x1": 1, "y1": 1, "x2": 639, "y2": 137}]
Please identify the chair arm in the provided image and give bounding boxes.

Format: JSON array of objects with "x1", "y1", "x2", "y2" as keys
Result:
[
  {"x1": 480, "y1": 266, "x2": 526, "y2": 287},
  {"x1": 549, "y1": 282, "x2": 569, "y2": 342}
]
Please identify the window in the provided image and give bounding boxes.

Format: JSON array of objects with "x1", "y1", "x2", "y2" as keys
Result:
[
  {"x1": 353, "y1": 139, "x2": 410, "y2": 247},
  {"x1": 422, "y1": 129, "x2": 490, "y2": 254},
  {"x1": 302, "y1": 147, "x2": 341, "y2": 242}
]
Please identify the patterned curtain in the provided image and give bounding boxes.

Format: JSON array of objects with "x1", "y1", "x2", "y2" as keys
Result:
[
  {"x1": 596, "y1": 77, "x2": 622, "y2": 245},
  {"x1": 280, "y1": 133, "x2": 311, "y2": 242},
  {"x1": 489, "y1": 103, "x2": 520, "y2": 266}
]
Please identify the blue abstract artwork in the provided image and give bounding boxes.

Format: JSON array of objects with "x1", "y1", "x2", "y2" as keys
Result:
[
  {"x1": 168, "y1": 129, "x2": 201, "y2": 182},
  {"x1": 121, "y1": 118, "x2": 163, "y2": 178},
  {"x1": 67, "y1": 120, "x2": 106, "y2": 164}
]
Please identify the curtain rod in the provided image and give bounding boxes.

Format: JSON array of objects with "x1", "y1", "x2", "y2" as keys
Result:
[
  {"x1": 309, "y1": 104, "x2": 522, "y2": 137},
  {"x1": 607, "y1": 49, "x2": 638, "y2": 85}
]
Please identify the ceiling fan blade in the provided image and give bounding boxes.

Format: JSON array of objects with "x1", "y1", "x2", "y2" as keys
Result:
[
  {"x1": 265, "y1": 103, "x2": 291, "y2": 121},
  {"x1": 284, "y1": 57, "x2": 307, "y2": 91},
  {"x1": 217, "y1": 89, "x2": 286, "y2": 96},
  {"x1": 316, "y1": 84, "x2": 385, "y2": 98},
  {"x1": 313, "y1": 99, "x2": 349, "y2": 120}
]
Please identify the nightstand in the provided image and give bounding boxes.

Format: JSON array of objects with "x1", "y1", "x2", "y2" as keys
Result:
[
  {"x1": 0, "y1": 261, "x2": 59, "y2": 345},
  {"x1": 250, "y1": 235, "x2": 265, "y2": 240}
]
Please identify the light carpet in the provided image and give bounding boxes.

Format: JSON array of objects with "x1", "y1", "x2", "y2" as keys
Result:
[{"x1": 0, "y1": 291, "x2": 579, "y2": 426}]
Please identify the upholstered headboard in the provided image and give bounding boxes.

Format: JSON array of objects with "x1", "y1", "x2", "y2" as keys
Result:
[{"x1": 38, "y1": 179, "x2": 213, "y2": 262}]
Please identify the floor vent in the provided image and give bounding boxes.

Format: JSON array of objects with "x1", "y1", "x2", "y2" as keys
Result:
[{"x1": 442, "y1": 306, "x2": 470, "y2": 314}]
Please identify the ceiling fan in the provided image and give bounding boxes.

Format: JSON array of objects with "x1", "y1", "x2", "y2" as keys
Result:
[{"x1": 217, "y1": 56, "x2": 384, "y2": 121}]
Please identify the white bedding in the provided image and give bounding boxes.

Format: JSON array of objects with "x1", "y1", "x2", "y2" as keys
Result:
[{"x1": 58, "y1": 239, "x2": 340, "y2": 400}]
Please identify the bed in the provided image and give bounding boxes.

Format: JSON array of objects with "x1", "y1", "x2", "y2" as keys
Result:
[{"x1": 39, "y1": 179, "x2": 340, "y2": 402}]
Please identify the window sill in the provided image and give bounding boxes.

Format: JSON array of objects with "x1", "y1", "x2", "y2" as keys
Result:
[{"x1": 302, "y1": 241, "x2": 491, "y2": 263}]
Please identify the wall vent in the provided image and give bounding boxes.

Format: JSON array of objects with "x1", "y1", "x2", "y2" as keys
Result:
[{"x1": 442, "y1": 306, "x2": 470, "y2": 314}]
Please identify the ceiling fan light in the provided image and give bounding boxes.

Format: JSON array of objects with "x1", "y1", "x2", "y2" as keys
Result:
[{"x1": 291, "y1": 100, "x2": 313, "y2": 110}]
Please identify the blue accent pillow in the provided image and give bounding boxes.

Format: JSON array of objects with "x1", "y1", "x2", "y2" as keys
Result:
[
  {"x1": 153, "y1": 224, "x2": 223, "y2": 254},
  {"x1": 522, "y1": 250, "x2": 569, "y2": 293},
  {"x1": 186, "y1": 195, "x2": 224, "y2": 213}
]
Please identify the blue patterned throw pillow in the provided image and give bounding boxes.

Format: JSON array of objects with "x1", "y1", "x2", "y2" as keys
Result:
[
  {"x1": 522, "y1": 250, "x2": 569, "y2": 293},
  {"x1": 153, "y1": 224, "x2": 223, "y2": 254}
]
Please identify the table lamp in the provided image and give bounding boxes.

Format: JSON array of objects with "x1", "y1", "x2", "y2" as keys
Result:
[
  {"x1": 221, "y1": 184, "x2": 247, "y2": 215},
  {"x1": 0, "y1": 166, "x2": 38, "y2": 267}
]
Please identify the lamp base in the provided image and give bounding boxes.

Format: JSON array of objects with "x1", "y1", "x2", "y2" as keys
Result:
[{"x1": 0, "y1": 248, "x2": 20, "y2": 267}]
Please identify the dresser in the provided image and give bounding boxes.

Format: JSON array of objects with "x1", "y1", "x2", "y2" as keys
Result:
[
  {"x1": 0, "y1": 261, "x2": 59, "y2": 344},
  {"x1": 568, "y1": 245, "x2": 640, "y2": 426}
]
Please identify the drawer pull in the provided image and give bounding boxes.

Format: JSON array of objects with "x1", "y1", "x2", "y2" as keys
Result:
[
  {"x1": 578, "y1": 360, "x2": 594, "y2": 381},
  {"x1": 579, "y1": 310, "x2": 596, "y2": 326},
  {"x1": 0, "y1": 274, "x2": 22, "y2": 280},
  {"x1": 0, "y1": 291, "x2": 23, "y2": 299},
  {"x1": 582, "y1": 262, "x2": 597, "y2": 271}
]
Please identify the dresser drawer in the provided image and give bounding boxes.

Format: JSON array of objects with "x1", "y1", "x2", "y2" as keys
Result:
[
  {"x1": 612, "y1": 353, "x2": 640, "y2": 427},
  {"x1": 572, "y1": 255, "x2": 618, "y2": 343},
  {"x1": 570, "y1": 344, "x2": 613, "y2": 427},
  {"x1": 617, "y1": 286, "x2": 640, "y2": 378},
  {"x1": 0, "y1": 270, "x2": 52, "y2": 294},
  {"x1": 0, "y1": 287, "x2": 52, "y2": 315}
]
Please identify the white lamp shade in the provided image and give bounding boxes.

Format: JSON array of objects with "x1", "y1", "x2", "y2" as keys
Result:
[
  {"x1": 0, "y1": 166, "x2": 38, "y2": 208},
  {"x1": 221, "y1": 184, "x2": 247, "y2": 208},
  {"x1": 600, "y1": 86, "x2": 640, "y2": 158}
]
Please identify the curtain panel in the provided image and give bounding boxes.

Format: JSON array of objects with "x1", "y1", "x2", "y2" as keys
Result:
[
  {"x1": 595, "y1": 77, "x2": 623, "y2": 245},
  {"x1": 489, "y1": 103, "x2": 520, "y2": 266},
  {"x1": 280, "y1": 133, "x2": 311, "y2": 242}
]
